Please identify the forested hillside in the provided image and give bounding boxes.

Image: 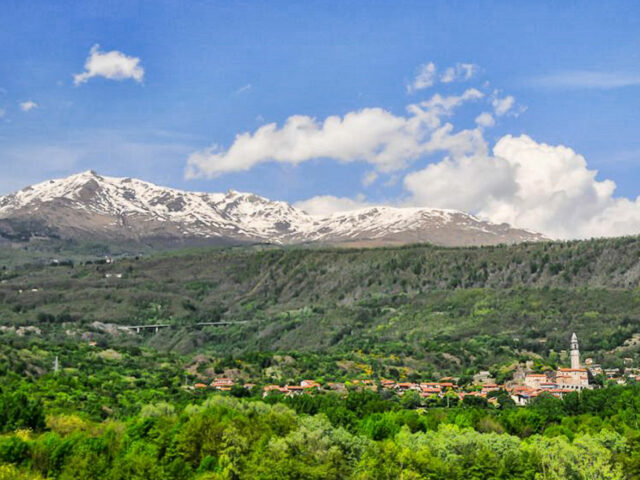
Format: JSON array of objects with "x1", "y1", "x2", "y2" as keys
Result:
[{"x1": 2, "y1": 236, "x2": 640, "y2": 378}]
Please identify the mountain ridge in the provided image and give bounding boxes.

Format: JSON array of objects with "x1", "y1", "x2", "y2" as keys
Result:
[{"x1": 0, "y1": 171, "x2": 547, "y2": 247}]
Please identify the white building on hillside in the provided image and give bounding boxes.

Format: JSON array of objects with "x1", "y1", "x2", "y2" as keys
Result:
[
  {"x1": 554, "y1": 333, "x2": 591, "y2": 391},
  {"x1": 522, "y1": 332, "x2": 592, "y2": 394},
  {"x1": 570, "y1": 332, "x2": 581, "y2": 369}
]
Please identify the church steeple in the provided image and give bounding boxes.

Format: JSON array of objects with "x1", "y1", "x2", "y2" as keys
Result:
[{"x1": 570, "y1": 332, "x2": 580, "y2": 369}]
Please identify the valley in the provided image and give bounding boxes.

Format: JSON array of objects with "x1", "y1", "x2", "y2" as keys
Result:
[{"x1": 1, "y1": 237, "x2": 640, "y2": 478}]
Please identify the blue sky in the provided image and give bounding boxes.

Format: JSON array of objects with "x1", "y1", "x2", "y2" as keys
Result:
[{"x1": 1, "y1": 1, "x2": 640, "y2": 237}]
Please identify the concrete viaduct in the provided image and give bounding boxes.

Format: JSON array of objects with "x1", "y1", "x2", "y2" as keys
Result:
[{"x1": 117, "y1": 321, "x2": 249, "y2": 333}]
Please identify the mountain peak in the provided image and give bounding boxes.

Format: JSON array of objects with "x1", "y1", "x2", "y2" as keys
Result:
[
  {"x1": 0, "y1": 172, "x2": 547, "y2": 247},
  {"x1": 66, "y1": 170, "x2": 103, "y2": 183}
]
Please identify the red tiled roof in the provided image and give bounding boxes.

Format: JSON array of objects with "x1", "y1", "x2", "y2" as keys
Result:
[
  {"x1": 301, "y1": 380, "x2": 321, "y2": 388},
  {"x1": 421, "y1": 388, "x2": 442, "y2": 394}
]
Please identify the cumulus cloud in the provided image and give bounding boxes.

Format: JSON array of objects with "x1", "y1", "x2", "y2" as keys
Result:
[
  {"x1": 440, "y1": 63, "x2": 478, "y2": 83},
  {"x1": 407, "y1": 62, "x2": 436, "y2": 93},
  {"x1": 408, "y1": 62, "x2": 479, "y2": 93},
  {"x1": 291, "y1": 133, "x2": 640, "y2": 239},
  {"x1": 19, "y1": 101, "x2": 38, "y2": 112},
  {"x1": 404, "y1": 153, "x2": 517, "y2": 214},
  {"x1": 404, "y1": 134, "x2": 640, "y2": 239},
  {"x1": 186, "y1": 88, "x2": 485, "y2": 178},
  {"x1": 73, "y1": 45, "x2": 144, "y2": 85},
  {"x1": 294, "y1": 194, "x2": 369, "y2": 216},
  {"x1": 491, "y1": 94, "x2": 514, "y2": 116},
  {"x1": 475, "y1": 112, "x2": 495, "y2": 128},
  {"x1": 421, "y1": 88, "x2": 483, "y2": 111},
  {"x1": 184, "y1": 64, "x2": 640, "y2": 239}
]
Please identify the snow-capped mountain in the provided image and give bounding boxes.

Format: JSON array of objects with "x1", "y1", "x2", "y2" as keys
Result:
[{"x1": 0, "y1": 171, "x2": 546, "y2": 247}]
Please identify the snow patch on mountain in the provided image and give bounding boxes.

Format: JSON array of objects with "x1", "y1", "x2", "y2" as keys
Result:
[{"x1": 0, "y1": 171, "x2": 547, "y2": 246}]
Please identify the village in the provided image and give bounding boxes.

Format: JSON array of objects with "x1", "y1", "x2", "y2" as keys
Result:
[{"x1": 191, "y1": 333, "x2": 640, "y2": 406}]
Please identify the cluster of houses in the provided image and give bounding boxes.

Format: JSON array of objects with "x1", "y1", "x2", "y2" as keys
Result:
[
  {"x1": 190, "y1": 375, "x2": 570, "y2": 406},
  {"x1": 504, "y1": 333, "x2": 592, "y2": 405},
  {"x1": 192, "y1": 378, "x2": 320, "y2": 395},
  {"x1": 581, "y1": 357, "x2": 640, "y2": 385},
  {"x1": 190, "y1": 334, "x2": 638, "y2": 406}
]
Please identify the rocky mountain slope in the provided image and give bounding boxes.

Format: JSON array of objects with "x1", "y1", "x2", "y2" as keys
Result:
[{"x1": 0, "y1": 171, "x2": 546, "y2": 247}]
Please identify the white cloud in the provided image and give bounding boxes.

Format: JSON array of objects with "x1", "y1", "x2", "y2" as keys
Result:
[
  {"x1": 404, "y1": 153, "x2": 517, "y2": 214},
  {"x1": 186, "y1": 88, "x2": 484, "y2": 178},
  {"x1": 421, "y1": 88, "x2": 484, "y2": 111},
  {"x1": 294, "y1": 194, "x2": 369, "y2": 216},
  {"x1": 492, "y1": 94, "x2": 514, "y2": 116},
  {"x1": 183, "y1": 63, "x2": 640, "y2": 239},
  {"x1": 440, "y1": 63, "x2": 478, "y2": 83},
  {"x1": 531, "y1": 71, "x2": 640, "y2": 89},
  {"x1": 73, "y1": 44, "x2": 144, "y2": 85},
  {"x1": 409, "y1": 62, "x2": 479, "y2": 92},
  {"x1": 475, "y1": 112, "x2": 495, "y2": 128},
  {"x1": 235, "y1": 84, "x2": 252, "y2": 94},
  {"x1": 407, "y1": 62, "x2": 436, "y2": 93},
  {"x1": 403, "y1": 134, "x2": 640, "y2": 239},
  {"x1": 439, "y1": 68, "x2": 456, "y2": 84},
  {"x1": 362, "y1": 171, "x2": 378, "y2": 187},
  {"x1": 19, "y1": 101, "x2": 38, "y2": 112},
  {"x1": 292, "y1": 131, "x2": 640, "y2": 239}
]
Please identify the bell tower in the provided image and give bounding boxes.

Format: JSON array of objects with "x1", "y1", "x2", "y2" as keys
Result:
[{"x1": 570, "y1": 332, "x2": 580, "y2": 369}]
